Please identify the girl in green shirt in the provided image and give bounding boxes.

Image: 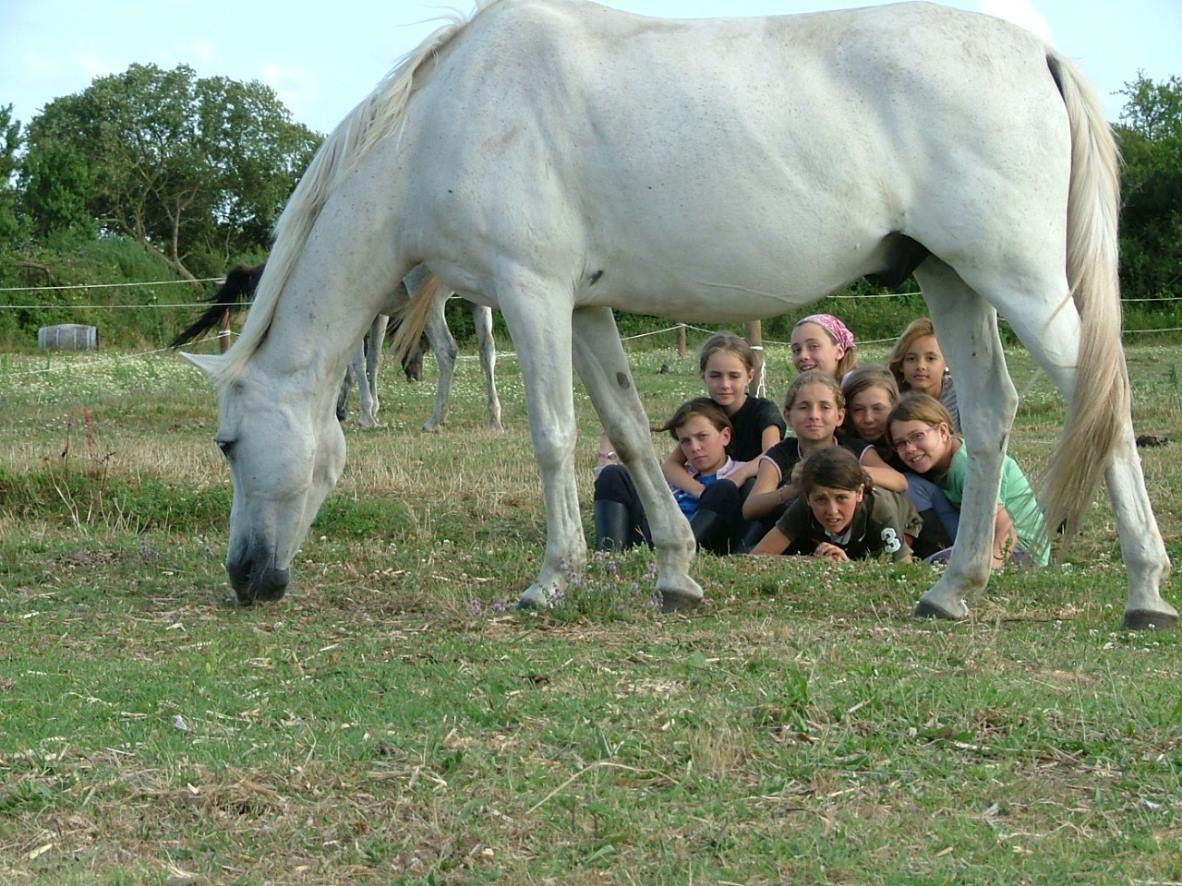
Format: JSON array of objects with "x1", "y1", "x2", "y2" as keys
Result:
[{"x1": 886, "y1": 393, "x2": 1049, "y2": 566}]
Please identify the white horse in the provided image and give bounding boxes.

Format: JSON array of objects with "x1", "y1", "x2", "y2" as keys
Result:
[
  {"x1": 182, "y1": 0, "x2": 1175, "y2": 629},
  {"x1": 338, "y1": 266, "x2": 503, "y2": 431}
]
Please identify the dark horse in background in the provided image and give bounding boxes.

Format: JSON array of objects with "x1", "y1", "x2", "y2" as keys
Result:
[{"x1": 171, "y1": 263, "x2": 502, "y2": 432}]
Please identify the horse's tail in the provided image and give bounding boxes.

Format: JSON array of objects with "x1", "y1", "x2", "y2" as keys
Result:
[
  {"x1": 390, "y1": 273, "x2": 446, "y2": 365},
  {"x1": 1041, "y1": 50, "x2": 1129, "y2": 546},
  {"x1": 170, "y1": 263, "x2": 265, "y2": 349}
]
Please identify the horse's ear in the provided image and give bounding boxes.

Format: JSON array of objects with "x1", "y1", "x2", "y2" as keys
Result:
[{"x1": 180, "y1": 351, "x2": 223, "y2": 378}]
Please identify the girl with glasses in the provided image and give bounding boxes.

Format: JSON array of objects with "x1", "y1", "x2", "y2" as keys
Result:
[{"x1": 887, "y1": 393, "x2": 1049, "y2": 567}]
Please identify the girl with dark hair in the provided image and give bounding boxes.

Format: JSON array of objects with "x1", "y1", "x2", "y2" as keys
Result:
[
  {"x1": 595, "y1": 397, "x2": 750, "y2": 555},
  {"x1": 751, "y1": 447, "x2": 921, "y2": 562}
]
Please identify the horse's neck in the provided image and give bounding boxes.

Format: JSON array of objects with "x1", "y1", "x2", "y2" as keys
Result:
[{"x1": 257, "y1": 279, "x2": 392, "y2": 394}]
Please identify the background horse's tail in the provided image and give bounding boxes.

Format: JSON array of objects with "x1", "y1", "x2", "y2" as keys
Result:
[
  {"x1": 390, "y1": 273, "x2": 446, "y2": 364},
  {"x1": 170, "y1": 263, "x2": 264, "y2": 349},
  {"x1": 1042, "y1": 50, "x2": 1129, "y2": 546}
]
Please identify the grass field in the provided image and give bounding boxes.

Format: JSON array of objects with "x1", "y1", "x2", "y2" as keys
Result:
[{"x1": 1, "y1": 334, "x2": 1181, "y2": 883}]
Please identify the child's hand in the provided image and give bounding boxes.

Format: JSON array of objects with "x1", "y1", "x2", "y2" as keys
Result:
[{"x1": 813, "y1": 542, "x2": 849, "y2": 562}]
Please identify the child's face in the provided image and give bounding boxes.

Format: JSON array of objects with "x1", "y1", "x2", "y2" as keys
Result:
[
  {"x1": 848, "y1": 385, "x2": 894, "y2": 443},
  {"x1": 701, "y1": 351, "x2": 754, "y2": 413},
  {"x1": 901, "y1": 335, "x2": 948, "y2": 397},
  {"x1": 787, "y1": 383, "x2": 844, "y2": 443},
  {"x1": 890, "y1": 419, "x2": 953, "y2": 474},
  {"x1": 676, "y1": 414, "x2": 732, "y2": 475},
  {"x1": 808, "y1": 484, "x2": 864, "y2": 535},
  {"x1": 791, "y1": 322, "x2": 845, "y2": 376}
]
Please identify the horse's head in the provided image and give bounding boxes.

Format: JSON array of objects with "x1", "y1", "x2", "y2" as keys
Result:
[{"x1": 183, "y1": 351, "x2": 346, "y2": 604}]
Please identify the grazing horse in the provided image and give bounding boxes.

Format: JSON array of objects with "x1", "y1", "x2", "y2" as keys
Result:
[
  {"x1": 181, "y1": 0, "x2": 1175, "y2": 629},
  {"x1": 173, "y1": 263, "x2": 502, "y2": 432}
]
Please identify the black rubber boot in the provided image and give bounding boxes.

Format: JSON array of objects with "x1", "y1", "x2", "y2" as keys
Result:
[
  {"x1": 689, "y1": 508, "x2": 729, "y2": 554},
  {"x1": 594, "y1": 499, "x2": 634, "y2": 552},
  {"x1": 912, "y1": 508, "x2": 953, "y2": 560},
  {"x1": 736, "y1": 520, "x2": 769, "y2": 554}
]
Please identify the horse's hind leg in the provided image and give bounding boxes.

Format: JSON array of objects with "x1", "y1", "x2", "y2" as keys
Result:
[
  {"x1": 472, "y1": 304, "x2": 503, "y2": 431},
  {"x1": 995, "y1": 291, "x2": 1176, "y2": 629},
  {"x1": 421, "y1": 298, "x2": 457, "y2": 433},
  {"x1": 354, "y1": 332, "x2": 378, "y2": 428},
  {"x1": 336, "y1": 363, "x2": 353, "y2": 422},
  {"x1": 360, "y1": 314, "x2": 388, "y2": 428},
  {"x1": 914, "y1": 259, "x2": 1017, "y2": 619},
  {"x1": 571, "y1": 306, "x2": 700, "y2": 610}
]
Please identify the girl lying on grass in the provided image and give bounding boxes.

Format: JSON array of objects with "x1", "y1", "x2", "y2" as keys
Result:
[{"x1": 751, "y1": 446, "x2": 921, "y2": 563}]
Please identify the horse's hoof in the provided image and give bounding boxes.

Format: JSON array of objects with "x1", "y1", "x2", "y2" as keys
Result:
[
  {"x1": 660, "y1": 588, "x2": 703, "y2": 613},
  {"x1": 913, "y1": 598, "x2": 968, "y2": 621},
  {"x1": 515, "y1": 586, "x2": 554, "y2": 610},
  {"x1": 1121, "y1": 610, "x2": 1179, "y2": 631}
]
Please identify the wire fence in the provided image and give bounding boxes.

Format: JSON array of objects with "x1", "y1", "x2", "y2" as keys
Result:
[{"x1": 2, "y1": 278, "x2": 1180, "y2": 377}]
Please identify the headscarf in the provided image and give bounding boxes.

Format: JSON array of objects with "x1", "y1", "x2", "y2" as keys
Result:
[{"x1": 797, "y1": 313, "x2": 856, "y2": 353}]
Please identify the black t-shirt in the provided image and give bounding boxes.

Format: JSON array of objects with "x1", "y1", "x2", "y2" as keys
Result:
[
  {"x1": 774, "y1": 487, "x2": 922, "y2": 561},
  {"x1": 728, "y1": 396, "x2": 786, "y2": 461},
  {"x1": 760, "y1": 434, "x2": 870, "y2": 484}
]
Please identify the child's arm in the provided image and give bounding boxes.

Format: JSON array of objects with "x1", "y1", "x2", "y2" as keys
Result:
[
  {"x1": 860, "y1": 448, "x2": 907, "y2": 492},
  {"x1": 662, "y1": 445, "x2": 703, "y2": 498},
  {"x1": 812, "y1": 542, "x2": 850, "y2": 562},
  {"x1": 750, "y1": 525, "x2": 793, "y2": 556},
  {"x1": 741, "y1": 458, "x2": 789, "y2": 520},
  {"x1": 596, "y1": 431, "x2": 620, "y2": 472},
  {"x1": 759, "y1": 423, "x2": 783, "y2": 453},
  {"x1": 725, "y1": 457, "x2": 761, "y2": 486},
  {"x1": 992, "y1": 506, "x2": 1019, "y2": 569}
]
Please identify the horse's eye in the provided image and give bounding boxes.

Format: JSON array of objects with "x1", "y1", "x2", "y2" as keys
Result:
[{"x1": 216, "y1": 438, "x2": 236, "y2": 458}]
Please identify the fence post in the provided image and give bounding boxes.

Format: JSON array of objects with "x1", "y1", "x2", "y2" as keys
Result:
[
  {"x1": 745, "y1": 320, "x2": 765, "y2": 398},
  {"x1": 676, "y1": 323, "x2": 687, "y2": 356},
  {"x1": 218, "y1": 308, "x2": 231, "y2": 353}
]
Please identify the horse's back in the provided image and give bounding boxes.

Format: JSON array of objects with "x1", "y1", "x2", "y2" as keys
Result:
[{"x1": 399, "y1": 0, "x2": 1070, "y2": 316}]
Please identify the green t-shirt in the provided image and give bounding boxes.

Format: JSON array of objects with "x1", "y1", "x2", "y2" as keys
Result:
[{"x1": 938, "y1": 446, "x2": 1050, "y2": 565}]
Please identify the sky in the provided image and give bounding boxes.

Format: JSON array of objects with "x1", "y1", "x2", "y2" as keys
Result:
[{"x1": 2, "y1": 0, "x2": 1179, "y2": 135}]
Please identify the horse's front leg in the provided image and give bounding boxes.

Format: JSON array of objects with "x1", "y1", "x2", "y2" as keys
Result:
[
  {"x1": 421, "y1": 298, "x2": 457, "y2": 433},
  {"x1": 571, "y1": 306, "x2": 700, "y2": 610},
  {"x1": 472, "y1": 304, "x2": 503, "y2": 431},
  {"x1": 496, "y1": 282, "x2": 585, "y2": 608},
  {"x1": 916, "y1": 259, "x2": 1016, "y2": 619}
]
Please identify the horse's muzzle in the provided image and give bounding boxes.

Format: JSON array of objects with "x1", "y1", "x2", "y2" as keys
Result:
[{"x1": 227, "y1": 552, "x2": 290, "y2": 604}]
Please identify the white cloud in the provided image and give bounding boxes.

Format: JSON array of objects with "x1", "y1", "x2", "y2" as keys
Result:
[
  {"x1": 979, "y1": 0, "x2": 1054, "y2": 42},
  {"x1": 77, "y1": 53, "x2": 119, "y2": 80},
  {"x1": 260, "y1": 63, "x2": 319, "y2": 116},
  {"x1": 184, "y1": 40, "x2": 218, "y2": 65}
]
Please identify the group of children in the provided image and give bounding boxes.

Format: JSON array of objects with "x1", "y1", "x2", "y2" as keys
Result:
[{"x1": 593, "y1": 314, "x2": 1048, "y2": 567}]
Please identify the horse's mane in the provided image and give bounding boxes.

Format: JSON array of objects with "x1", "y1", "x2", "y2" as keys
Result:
[{"x1": 213, "y1": 2, "x2": 496, "y2": 387}]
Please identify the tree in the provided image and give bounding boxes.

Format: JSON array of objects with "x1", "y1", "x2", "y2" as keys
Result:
[
  {"x1": 1115, "y1": 74, "x2": 1182, "y2": 303},
  {"x1": 0, "y1": 104, "x2": 22, "y2": 243},
  {"x1": 20, "y1": 64, "x2": 321, "y2": 279}
]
